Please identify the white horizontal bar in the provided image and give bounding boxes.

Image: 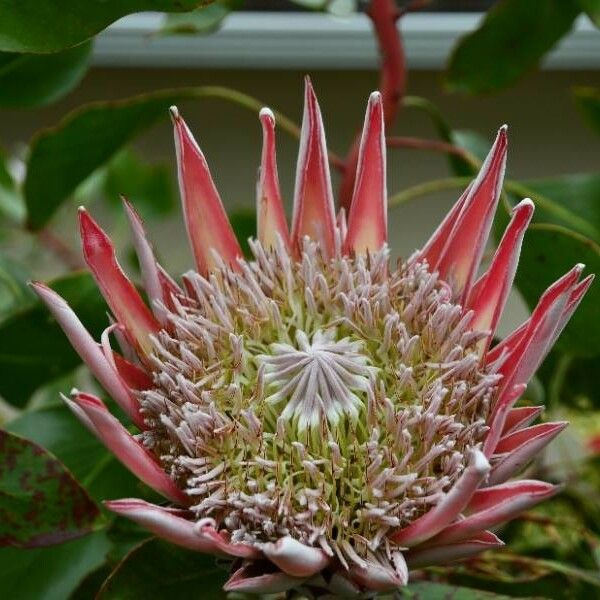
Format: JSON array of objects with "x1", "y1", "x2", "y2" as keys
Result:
[{"x1": 93, "y1": 12, "x2": 599, "y2": 70}]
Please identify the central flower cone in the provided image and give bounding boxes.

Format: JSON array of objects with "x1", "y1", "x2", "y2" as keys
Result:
[
  {"x1": 33, "y1": 79, "x2": 593, "y2": 595},
  {"x1": 145, "y1": 239, "x2": 495, "y2": 574}
]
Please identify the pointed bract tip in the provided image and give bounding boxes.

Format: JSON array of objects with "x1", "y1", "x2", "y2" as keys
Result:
[
  {"x1": 169, "y1": 105, "x2": 180, "y2": 121},
  {"x1": 72, "y1": 390, "x2": 105, "y2": 410},
  {"x1": 497, "y1": 125, "x2": 508, "y2": 144},
  {"x1": 304, "y1": 76, "x2": 318, "y2": 104},
  {"x1": 368, "y1": 90, "x2": 382, "y2": 104},
  {"x1": 471, "y1": 448, "x2": 491, "y2": 474},
  {"x1": 515, "y1": 198, "x2": 535, "y2": 212},
  {"x1": 29, "y1": 280, "x2": 66, "y2": 309},
  {"x1": 121, "y1": 197, "x2": 136, "y2": 216},
  {"x1": 122, "y1": 197, "x2": 143, "y2": 224},
  {"x1": 575, "y1": 262, "x2": 585, "y2": 272},
  {"x1": 78, "y1": 207, "x2": 108, "y2": 249},
  {"x1": 103, "y1": 499, "x2": 129, "y2": 510},
  {"x1": 259, "y1": 107, "x2": 275, "y2": 121},
  {"x1": 491, "y1": 125, "x2": 508, "y2": 153},
  {"x1": 78, "y1": 206, "x2": 94, "y2": 233}
]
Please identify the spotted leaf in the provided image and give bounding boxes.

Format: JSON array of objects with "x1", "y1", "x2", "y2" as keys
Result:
[{"x1": 0, "y1": 430, "x2": 102, "y2": 548}]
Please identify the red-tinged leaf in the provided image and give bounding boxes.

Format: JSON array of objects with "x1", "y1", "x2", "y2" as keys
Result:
[{"x1": 0, "y1": 430, "x2": 101, "y2": 548}]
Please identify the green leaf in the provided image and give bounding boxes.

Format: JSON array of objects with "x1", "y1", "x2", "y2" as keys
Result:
[
  {"x1": 6, "y1": 404, "x2": 142, "y2": 502},
  {"x1": 509, "y1": 222, "x2": 600, "y2": 357},
  {"x1": 451, "y1": 129, "x2": 491, "y2": 164},
  {"x1": 161, "y1": 1, "x2": 235, "y2": 35},
  {"x1": 0, "y1": 255, "x2": 34, "y2": 320},
  {"x1": 497, "y1": 554, "x2": 600, "y2": 589},
  {"x1": 229, "y1": 208, "x2": 257, "y2": 258},
  {"x1": 0, "y1": 429, "x2": 101, "y2": 548},
  {"x1": 97, "y1": 538, "x2": 228, "y2": 599},
  {"x1": 0, "y1": 272, "x2": 108, "y2": 407},
  {"x1": 291, "y1": 0, "x2": 328, "y2": 8},
  {"x1": 539, "y1": 351, "x2": 600, "y2": 409},
  {"x1": 25, "y1": 90, "x2": 189, "y2": 229},
  {"x1": 578, "y1": 0, "x2": 600, "y2": 27},
  {"x1": 399, "y1": 582, "x2": 525, "y2": 599},
  {"x1": 0, "y1": 531, "x2": 111, "y2": 600},
  {"x1": 446, "y1": 0, "x2": 580, "y2": 94},
  {"x1": 0, "y1": 149, "x2": 25, "y2": 223},
  {"x1": 0, "y1": 1, "x2": 212, "y2": 53},
  {"x1": 522, "y1": 174, "x2": 600, "y2": 242},
  {"x1": 445, "y1": 570, "x2": 593, "y2": 600},
  {"x1": 491, "y1": 174, "x2": 600, "y2": 358},
  {"x1": 0, "y1": 42, "x2": 92, "y2": 109},
  {"x1": 71, "y1": 565, "x2": 114, "y2": 600},
  {"x1": 24, "y1": 85, "x2": 273, "y2": 230},
  {"x1": 574, "y1": 86, "x2": 600, "y2": 136},
  {"x1": 401, "y1": 96, "x2": 480, "y2": 176},
  {"x1": 103, "y1": 149, "x2": 176, "y2": 219}
]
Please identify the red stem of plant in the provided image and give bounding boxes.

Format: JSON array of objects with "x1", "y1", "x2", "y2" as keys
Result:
[
  {"x1": 339, "y1": 0, "x2": 406, "y2": 213},
  {"x1": 386, "y1": 136, "x2": 470, "y2": 158},
  {"x1": 38, "y1": 229, "x2": 83, "y2": 271}
]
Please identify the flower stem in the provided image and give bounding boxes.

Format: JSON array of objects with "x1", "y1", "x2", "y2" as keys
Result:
[
  {"x1": 548, "y1": 353, "x2": 574, "y2": 409},
  {"x1": 504, "y1": 180, "x2": 600, "y2": 242},
  {"x1": 388, "y1": 176, "x2": 472, "y2": 208},
  {"x1": 387, "y1": 135, "x2": 479, "y2": 165},
  {"x1": 193, "y1": 86, "x2": 346, "y2": 171},
  {"x1": 37, "y1": 228, "x2": 83, "y2": 270}
]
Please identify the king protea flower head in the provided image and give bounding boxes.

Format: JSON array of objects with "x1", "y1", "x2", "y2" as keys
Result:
[{"x1": 32, "y1": 79, "x2": 593, "y2": 596}]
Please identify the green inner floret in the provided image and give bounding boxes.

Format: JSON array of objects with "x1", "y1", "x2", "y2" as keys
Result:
[{"x1": 140, "y1": 239, "x2": 498, "y2": 565}]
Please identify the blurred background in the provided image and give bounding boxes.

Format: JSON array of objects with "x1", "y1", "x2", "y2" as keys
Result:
[{"x1": 1, "y1": 6, "x2": 598, "y2": 305}]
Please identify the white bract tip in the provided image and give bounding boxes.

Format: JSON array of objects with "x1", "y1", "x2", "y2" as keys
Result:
[
  {"x1": 259, "y1": 107, "x2": 275, "y2": 120},
  {"x1": 517, "y1": 198, "x2": 535, "y2": 209}
]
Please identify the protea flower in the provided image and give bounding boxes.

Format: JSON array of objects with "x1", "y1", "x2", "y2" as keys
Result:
[{"x1": 32, "y1": 80, "x2": 593, "y2": 596}]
